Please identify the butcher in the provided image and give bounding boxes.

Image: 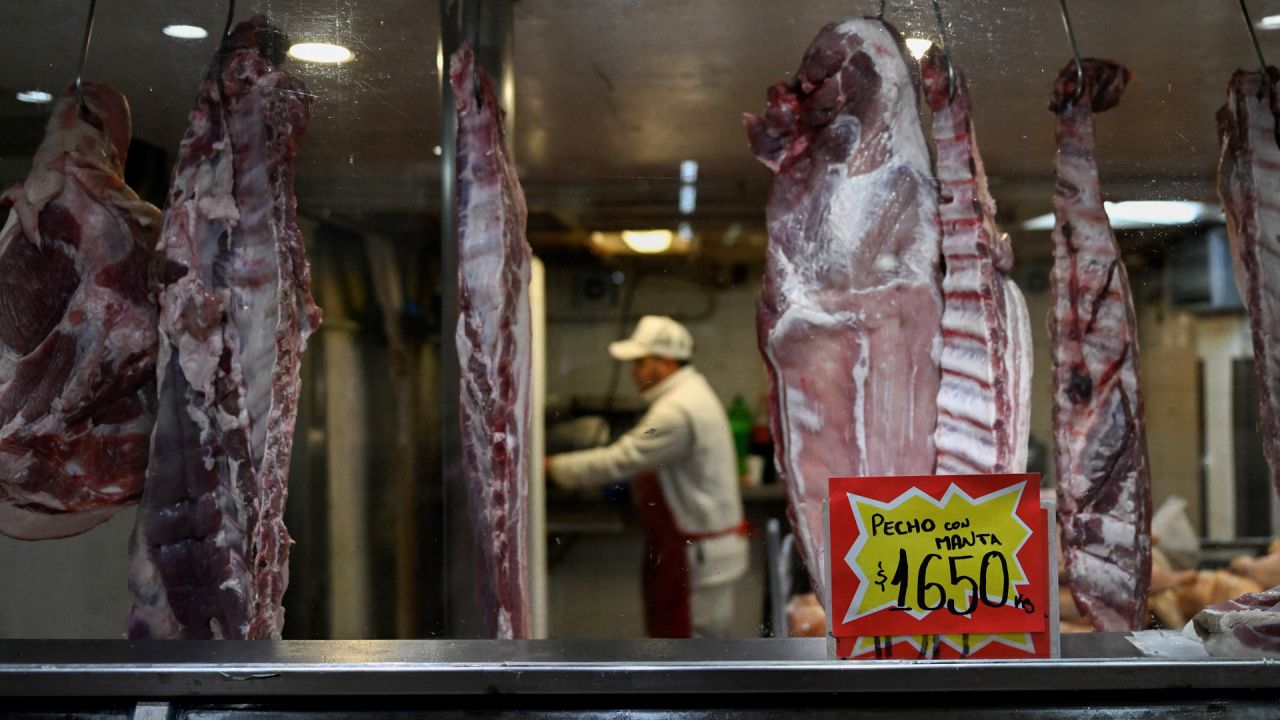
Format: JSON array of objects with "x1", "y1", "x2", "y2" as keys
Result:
[{"x1": 546, "y1": 315, "x2": 749, "y2": 638}]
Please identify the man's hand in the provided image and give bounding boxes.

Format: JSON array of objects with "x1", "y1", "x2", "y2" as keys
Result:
[{"x1": 544, "y1": 455, "x2": 573, "y2": 490}]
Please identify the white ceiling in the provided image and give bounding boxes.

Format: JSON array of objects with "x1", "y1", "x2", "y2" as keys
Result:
[{"x1": 3, "y1": 0, "x2": 1280, "y2": 257}]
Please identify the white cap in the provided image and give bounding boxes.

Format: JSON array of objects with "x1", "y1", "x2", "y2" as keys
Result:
[{"x1": 608, "y1": 315, "x2": 694, "y2": 361}]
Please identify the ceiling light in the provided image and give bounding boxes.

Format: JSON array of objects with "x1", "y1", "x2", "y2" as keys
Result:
[
  {"x1": 680, "y1": 159, "x2": 698, "y2": 184},
  {"x1": 905, "y1": 37, "x2": 933, "y2": 59},
  {"x1": 162, "y1": 24, "x2": 208, "y2": 39},
  {"x1": 1257, "y1": 14, "x2": 1280, "y2": 30},
  {"x1": 621, "y1": 229, "x2": 674, "y2": 254},
  {"x1": 15, "y1": 90, "x2": 53, "y2": 104},
  {"x1": 1105, "y1": 200, "x2": 1202, "y2": 225},
  {"x1": 590, "y1": 229, "x2": 692, "y2": 256},
  {"x1": 1020, "y1": 200, "x2": 1223, "y2": 231},
  {"x1": 432, "y1": 145, "x2": 442, "y2": 157},
  {"x1": 287, "y1": 42, "x2": 354, "y2": 64}
]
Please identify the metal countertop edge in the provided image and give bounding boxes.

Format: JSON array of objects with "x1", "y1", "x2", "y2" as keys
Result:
[{"x1": 1, "y1": 658, "x2": 1278, "y2": 697}]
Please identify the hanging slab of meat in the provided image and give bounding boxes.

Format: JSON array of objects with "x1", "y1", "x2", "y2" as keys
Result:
[
  {"x1": 1191, "y1": 586, "x2": 1280, "y2": 657},
  {"x1": 921, "y1": 49, "x2": 1032, "y2": 475},
  {"x1": 1048, "y1": 59, "x2": 1152, "y2": 632},
  {"x1": 1217, "y1": 68, "x2": 1280, "y2": 501},
  {"x1": 451, "y1": 43, "x2": 532, "y2": 640},
  {"x1": 126, "y1": 16, "x2": 319, "y2": 639},
  {"x1": 745, "y1": 18, "x2": 942, "y2": 601},
  {"x1": 0, "y1": 85, "x2": 160, "y2": 540}
]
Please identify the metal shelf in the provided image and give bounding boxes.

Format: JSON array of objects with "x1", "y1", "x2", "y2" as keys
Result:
[{"x1": 1, "y1": 635, "x2": 1277, "y2": 700}]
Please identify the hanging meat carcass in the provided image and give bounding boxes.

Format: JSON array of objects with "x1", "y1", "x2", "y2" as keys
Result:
[
  {"x1": 452, "y1": 43, "x2": 533, "y2": 640},
  {"x1": 1047, "y1": 58, "x2": 1152, "y2": 632},
  {"x1": 1218, "y1": 67, "x2": 1280, "y2": 502},
  {"x1": 126, "y1": 16, "x2": 319, "y2": 639},
  {"x1": 745, "y1": 18, "x2": 943, "y2": 601},
  {"x1": 921, "y1": 48, "x2": 1033, "y2": 476},
  {"x1": 0, "y1": 85, "x2": 160, "y2": 540}
]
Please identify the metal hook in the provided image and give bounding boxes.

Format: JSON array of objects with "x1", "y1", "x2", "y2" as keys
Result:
[
  {"x1": 73, "y1": 0, "x2": 98, "y2": 119},
  {"x1": 222, "y1": 0, "x2": 236, "y2": 38},
  {"x1": 877, "y1": 0, "x2": 886, "y2": 21},
  {"x1": 930, "y1": 0, "x2": 956, "y2": 101},
  {"x1": 1057, "y1": 0, "x2": 1084, "y2": 103},
  {"x1": 1238, "y1": 0, "x2": 1270, "y2": 97},
  {"x1": 214, "y1": 0, "x2": 236, "y2": 103}
]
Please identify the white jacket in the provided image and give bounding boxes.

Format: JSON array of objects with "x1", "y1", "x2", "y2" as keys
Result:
[{"x1": 549, "y1": 366, "x2": 749, "y2": 587}]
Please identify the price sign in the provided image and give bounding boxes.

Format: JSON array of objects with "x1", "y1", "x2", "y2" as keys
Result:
[{"x1": 827, "y1": 474, "x2": 1049, "y2": 639}]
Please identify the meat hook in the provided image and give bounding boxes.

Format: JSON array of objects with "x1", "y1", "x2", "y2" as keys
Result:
[
  {"x1": 877, "y1": 0, "x2": 886, "y2": 21},
  {"x1": 1056, "y1": 0, "x2": 1084, "y2": 103},
  {"x1": 73, "y1": 0, "x2": 97, "y2": 119},
  {"x1": 930, "y1": 0, "x2": 956, "y2": 101},
  {"x1": 222, "y1": 0, "x2": 236, "y2": 38},
  {"x1": 1238, "y1": 0, "x2": 1271, "y2": 98},
  {"x1": 215, "y1": 0, "x2": 236, "y2": 104}
]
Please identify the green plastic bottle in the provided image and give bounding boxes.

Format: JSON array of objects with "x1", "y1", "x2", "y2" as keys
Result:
[{"x1": 728, "y1": 394, "x2": 752, "y2": 479}]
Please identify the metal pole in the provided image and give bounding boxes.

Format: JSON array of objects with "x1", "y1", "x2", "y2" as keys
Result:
[{"x1": 439, "y1": 0, "x2": 516, "y2": 639}]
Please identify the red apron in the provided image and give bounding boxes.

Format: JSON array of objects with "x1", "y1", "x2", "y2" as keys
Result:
[{"x1": 632, "y1": 472, "x2": 750, "y2": 638}]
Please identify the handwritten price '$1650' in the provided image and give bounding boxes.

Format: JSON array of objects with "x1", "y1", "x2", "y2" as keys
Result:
[{"x1": 873, "y1": 548, "x2": 1034, "y2": 616}]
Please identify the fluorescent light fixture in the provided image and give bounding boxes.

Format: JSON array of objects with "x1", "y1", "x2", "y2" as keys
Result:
[
  {"x1": 1257, "y1": 14, "x2": 1280, "y2": 30},
  {"x1": 287, "y1": 42, "x2": 354, "y2": 64},
  {"x1": 680, "y1": 159, "x2": 698, "y2": 184},
  {"x1": 679, "y1": 185, "x2": 696, "y2": 215},
  {"x1": 621, "y1": 229, "x2": 674, "y2": 254},
  {"x1": 905, "y1": 37, "x2": 933, "y2": 59},
  {"x1": 15, "y1": 90, "x2": 53, "y2": 104},
  {"x1": 163, "y1": 24, "x2": 208, "y2": 39},
  {"x1": 1020, "y1": 200, "x2": 1222, "y2": 231}
]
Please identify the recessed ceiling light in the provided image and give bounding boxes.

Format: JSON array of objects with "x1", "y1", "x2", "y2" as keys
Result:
[
  {"x1": 1257, "y1": 14, "x2": 1280, "y2": 30},
  {"x1": 905, "y1": 37, "x2": 933, "y2": 59},
  {"x1": 16, "y1": 90, "x2": 53, "y2": 104},
  {"x1": 163, "y1": 24, "x2": 208, "y2": 40},
  {"x1": 287, "y1": 42, "x2": 354, "y2": 64}
]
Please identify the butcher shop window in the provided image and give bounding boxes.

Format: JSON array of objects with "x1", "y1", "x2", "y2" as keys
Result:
[{"x1": 0, "y1": 0, "x2": 1276, "y2": 661}]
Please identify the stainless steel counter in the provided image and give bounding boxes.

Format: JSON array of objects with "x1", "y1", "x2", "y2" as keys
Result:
[
  {"x1": 2, "y1": 636, "x2": 1278, "y2": 718},
  {"x1": 0, "y1": 634, "x2": 1275, "y2": 695}
]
